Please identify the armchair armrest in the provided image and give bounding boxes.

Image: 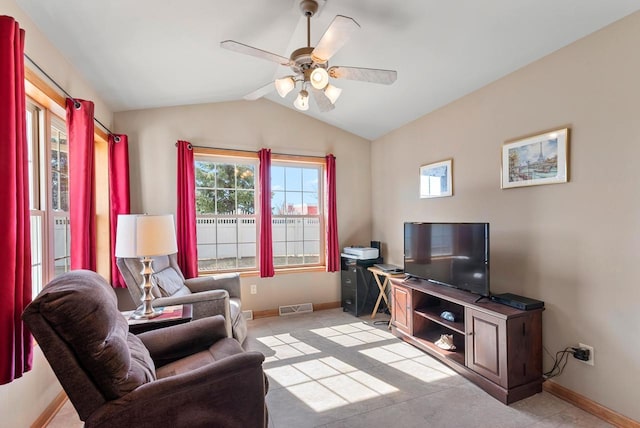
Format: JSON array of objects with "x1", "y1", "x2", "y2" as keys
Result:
[
  {"x1": 152, "y1": 290, "x2": 232, "y2": 338},
  {"x1": 185, "y1": 273, "x2": 241, "y2": 298},
  {"x1": 84, "y1": 352, "x2": 267, "y2": 428},
  {"x1": 138, "y1": 316, "x2": 228, "y2": 365}
]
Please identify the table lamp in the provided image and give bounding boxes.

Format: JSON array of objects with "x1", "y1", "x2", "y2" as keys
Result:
[{"x1": 115, "y1": 214, "x2": 178, "y2": 319}]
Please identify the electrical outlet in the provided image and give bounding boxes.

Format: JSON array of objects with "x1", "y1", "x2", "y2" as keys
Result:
[
  {"x1": 578, "y1": 343, "x2": 594, "y2": 366},
  {"x1": 250, "y1": 284, "x2": 257, "y2": 294}
]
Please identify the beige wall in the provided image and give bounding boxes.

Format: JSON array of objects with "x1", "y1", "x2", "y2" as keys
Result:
[
  {"x1": 371, "y1": 12, "x2": 640, "y2": 421},
  {"x1": 114, "y1": 99, "x2": 372, "y2": 311},
  {"x1": 1, "y1": 0, "x2": 115, "y2": 426}
]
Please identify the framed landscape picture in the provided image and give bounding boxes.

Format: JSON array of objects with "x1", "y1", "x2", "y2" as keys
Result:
[
  {"x1": 501, "y1": 127, "x2": 569, "y2": 189},
  {"x1": 420, "y1": 159, "x2": 452, "y2": 198}
]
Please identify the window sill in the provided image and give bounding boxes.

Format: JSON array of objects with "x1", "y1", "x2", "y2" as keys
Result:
[{"x1": 199, "y1": 265, "x2": 329, "y2": 277}]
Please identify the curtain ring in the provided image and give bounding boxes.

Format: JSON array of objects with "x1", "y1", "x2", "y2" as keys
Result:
[
  {"x1": 73, "y1": 100, "x2": 81, "y2": 110},
  {"x1": 175, "y1": 141, "x2": 193, "y2": 150},
  {"x1": 114, "y1": 135, "x2": 121, "y2": 143}
]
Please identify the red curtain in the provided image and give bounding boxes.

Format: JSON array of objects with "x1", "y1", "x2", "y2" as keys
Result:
[
  {"x1": 258, "y1": 149, "x2": 274, "y2": 277},
  {"x1": 326, "y1": 154, "x2": 340, "y2": 272},
  {"x1": 176, "y1": 140, "x2": 198, "y2": 278},
  {"x1": 108, "y1": 134, "x2": 130, "y2": 288},
  {"x1": 0, "y1": 15, "x2": 32, "y2": 384},
  {"x1": 66, "y1": 98, "x2": 96, "y2": 271}
]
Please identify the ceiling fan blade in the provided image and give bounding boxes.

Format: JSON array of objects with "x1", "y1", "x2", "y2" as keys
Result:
[
  {"x1": 311, "y1": 15, "x2": 360, "y2": 64},
  {"x1": 311, "y1": 88, "x2": 335, "y2": 113},
  {"x1": 328, "y1": 66, "x2": 397, "y2": 85},
  {"x1": 243, "y1": 82, "x2": 275, "y2": 101},
  {"x1": 221, "y1": 40, "x2": 292, "y2": 66}
]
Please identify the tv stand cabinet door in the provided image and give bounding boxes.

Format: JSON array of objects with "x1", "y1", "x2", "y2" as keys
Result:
[
  {"x1": 465, "y1": 308, "x2": 508, "y2": 388},
  {"x1": 391, "y1": 283, "x2": 411, "y2": 334}
]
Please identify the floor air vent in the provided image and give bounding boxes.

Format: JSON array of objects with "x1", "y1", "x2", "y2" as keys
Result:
[
  {"x1": 278, "y1": 303, "x2": 313, "y2": 316},
  {"x1": 242, "y1": 310, "x2": 253, "y2": 320}
]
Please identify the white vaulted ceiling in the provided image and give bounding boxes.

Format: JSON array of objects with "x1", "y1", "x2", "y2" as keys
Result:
[{"x1": 16, "y1": 0, "x2": 640, "y2": 140}]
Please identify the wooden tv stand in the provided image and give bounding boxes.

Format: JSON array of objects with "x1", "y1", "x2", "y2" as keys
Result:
[{"x1": 390, "y1": 277, "x2": 543, "y2": 404}]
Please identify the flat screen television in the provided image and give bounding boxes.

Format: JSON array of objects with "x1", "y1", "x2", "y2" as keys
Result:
[{"x1": 404, "y1": 222, "x2": 490, "y2": 296}]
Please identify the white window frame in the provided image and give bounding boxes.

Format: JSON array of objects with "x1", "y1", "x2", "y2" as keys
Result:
[
  {"x1": 27, "y1": 98, "x2": 71, "y2": 296},
  {"x1": 194, "y1": 149, "x2": 327, "y2": 275}
]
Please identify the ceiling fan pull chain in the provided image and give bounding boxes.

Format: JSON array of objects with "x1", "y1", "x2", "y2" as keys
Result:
[{"x1": 307, "y1": 15, "x2": 311, "y2": 48}]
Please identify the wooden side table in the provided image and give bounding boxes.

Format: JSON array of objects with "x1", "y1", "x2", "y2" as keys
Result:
[
  {"x1": 367, "y1": 267, "x2": 405, "y2": 319},
  {"x1": 123, "y1": 304, "x2": 193, "y2": 334}
]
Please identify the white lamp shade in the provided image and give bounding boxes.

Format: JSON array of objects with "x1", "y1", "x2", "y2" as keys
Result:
[
  {"x1": 324, "y1": 84, "x2": 342, "y2": 104},
  {"x1": 115, "y1": 214, "x2": 178, "y2": 258},
  {"x1": 294, "y1": 90, "x2": 310, "y2": 111},
  {"x1": 275, "y1": 76, "x2": 295, "y2": 97},
  {"x1": 310, "y1": 67, "x2": 329, "y2": 90}
]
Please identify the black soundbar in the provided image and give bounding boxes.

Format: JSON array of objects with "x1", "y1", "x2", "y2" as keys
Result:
[{"x1": 490, "y1": 293, "x2": 544, "y2": 310}]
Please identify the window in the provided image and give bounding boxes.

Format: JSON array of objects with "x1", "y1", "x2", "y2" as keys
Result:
[
  {"x1": 26, "y1": 100, "x2": 71, "y2": 296},
  {"x1": 271, "y1": 162, "x2": 322, "y2": 267},
  {"x1": 195, "y1": 155, "x2": 258, "y2": 272},
  {"x1": 194, "y1": 150, "x2": 325, "y2": 274}
]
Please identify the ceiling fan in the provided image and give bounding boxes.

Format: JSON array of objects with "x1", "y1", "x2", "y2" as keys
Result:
[{"x1": 220, "y1": 0, "x2": 397, "y2": 112}]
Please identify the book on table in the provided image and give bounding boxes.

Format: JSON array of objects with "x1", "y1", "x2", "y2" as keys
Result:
[{"x1": 123, "y1": 305, "x2": 184, "y2": 325}]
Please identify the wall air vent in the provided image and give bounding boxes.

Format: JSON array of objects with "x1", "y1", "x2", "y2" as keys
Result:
[{"x1": 278, "y1": 303, "x2": 313, "y2": 316}]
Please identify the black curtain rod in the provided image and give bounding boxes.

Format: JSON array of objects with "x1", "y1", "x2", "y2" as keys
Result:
[
  {"x1": 24, "y1": 54, "x2": 119, "y2": 140},
  {"x1": 191, "y1": 145, "x2": 326, "y2": 160}
]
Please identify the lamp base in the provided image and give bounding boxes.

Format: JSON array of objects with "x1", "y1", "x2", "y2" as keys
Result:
[{"x1": 131, "y1": 307, "x2": 164, "y2": 320}]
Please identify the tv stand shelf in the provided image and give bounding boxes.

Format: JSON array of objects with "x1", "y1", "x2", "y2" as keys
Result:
[
  {"x1": 414, "y1": 307, "x2": 465, "y2": 334},
  {"x1": 390, "y1": 277, "x2": 543, "y2": 404}
]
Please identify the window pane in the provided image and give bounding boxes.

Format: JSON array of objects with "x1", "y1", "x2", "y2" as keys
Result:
[
  {"x1": 304, "y1": 240, "x2": 320, "y2": 264},
  {"x1": 304, "y1": 217, "x2": 320, "y2": 240},
  {"x1": 273, "y1": 241, "x2": 286, "y2": 266},
  {"x1": 196, "y1": 189, "x2": 216, "y2": 214},
  {"x1": 285, "y1": 191, "x2": 303, "y2": 214},
  {"x1": 237, "y1": 190, "x2": 255, "y2": 214},
  {"x1": 195, "y1": 161, "x2": 216, "y2": 187},
  {"x1": 285, "y1": 167, "x2": 302, "y2": 191},
  {"x1": 272, "y1": 190, "x2": 285, "y2": 215},
  {"x1": 303, "y1": 192, "x2": 319, "y2": 215},
  {"x1": 30, "y1": 213, "x2": 43, "y2": 296},
  {"x1": 238, "y1": 243, "x2": 256, "y2": 268},
  {"x1": 238, "y1": 218, "x2": 256, "y2": 243},
  {"x1": 216, "y1": 218, "x2": 237, "y2": 244},
  {"x1": 236, "y1": 165, "x2": 255, "y2": 189},
  {"x1": 271, "y1": 166, "x2": 285, "y2": 191},
  {"x1": 303, "y1": 168, "x2": 318, "y2": 192},
  {"x1": 216, "y1": 164, "x2": 235, "y2": 188},
  {"x1": 216, "y1": 244, "x2": 237, "y2": 269},
  {"x1": 26, "y1": 109, "x2": 37, "y2": 210},
  {"x1": 216, "y1": 189, "x2": 236, "y2": 214},
  {"x1": 50, "y1": 116, "x2": 68, "y2": 213},
  {"x1": 287, "y1": 241, "x2": 304, "y2": 265},
  {"x1": 53, "y1": 215, "x2": 70, "y2": 277}
]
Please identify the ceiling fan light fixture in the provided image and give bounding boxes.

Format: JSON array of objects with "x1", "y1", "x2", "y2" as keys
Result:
[
  {"x1": 275, "y1": 76, "x2": 295, "y2": 97},
  {"x1": 310, "y1": 67, "x2": 329, "y2": 89},
  {"x1": 294, "y1": 89, "x2": 310, "y2": 111},
  {"x1": 324, "y1": 84, "x2": 342, "y2": 104}
]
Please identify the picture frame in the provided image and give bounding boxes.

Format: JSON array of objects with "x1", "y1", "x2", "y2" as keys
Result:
[
  {"x1": 420, "y1": 159, "x2": 452, "y2": 198},
  {"x1": 501, "y1": 127, "x2": 569, "y2": 189}
]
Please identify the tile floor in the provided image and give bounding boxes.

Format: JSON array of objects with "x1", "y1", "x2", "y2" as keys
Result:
[{"x1": 47, "y1": 309, "x2": 611, "y2": 428}]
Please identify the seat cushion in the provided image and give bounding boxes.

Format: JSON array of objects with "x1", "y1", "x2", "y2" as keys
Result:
[
  {"x1": 28, "y1": 270, "x2": 157, "y2": 400},
  {"x1": 153, "y1": 267, "x2": 190, "y2": 297},
  {"x1": 155, "y1": 337, "x2": 244, "y2": 379}
]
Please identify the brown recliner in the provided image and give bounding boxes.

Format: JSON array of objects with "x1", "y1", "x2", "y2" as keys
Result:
[{"x1": 22, "y1": 270, "x2": 267, "y2": 428}]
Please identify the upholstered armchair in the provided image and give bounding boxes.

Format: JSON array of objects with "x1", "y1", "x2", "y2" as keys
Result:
[
  {"x1": 117, "y1": 254, "x2": 247, "y2": 344},
  {"x1": 22, "y1": 270, "x2": 268, "y2": 428}
]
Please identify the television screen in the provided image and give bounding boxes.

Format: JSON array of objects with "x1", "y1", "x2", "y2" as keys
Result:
[{"x1": 404, "y1": 222, "x2": 490, "y2": 296}]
